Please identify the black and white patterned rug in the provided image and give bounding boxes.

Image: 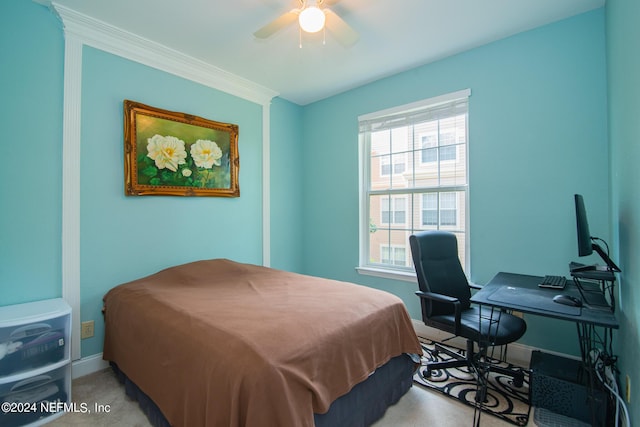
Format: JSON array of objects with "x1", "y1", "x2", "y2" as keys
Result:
[{"x1": 413, "y1": 339, "x2": 531, "y2": 426}]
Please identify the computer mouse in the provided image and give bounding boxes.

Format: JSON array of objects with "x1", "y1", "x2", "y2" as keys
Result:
[{"x1": 553, "y1": 294, "x2": 583, "y2": 307}]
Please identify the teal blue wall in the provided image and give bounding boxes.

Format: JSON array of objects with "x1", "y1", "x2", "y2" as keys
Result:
[
  {"x1": 269, "y1": 97, "x2": 304, "y2": 273},
  {"x1": 607, "y1": 0, "x2": 640, "y2": 422},
  {"x1": 78, "y1": 47, "x2": 265, "y2": 356},
  {"x1": 0, "y1": 0, "x2": 64, "y2": 306},
  {"x1": 301, "y1": 10, "x2": 609, "y2": 356}
]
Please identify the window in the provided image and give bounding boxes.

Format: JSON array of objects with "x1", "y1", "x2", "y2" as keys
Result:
[
  {"x1": 381, "y1": 196, "x2": 407, "y2": 225},
  {"x1": 380, "y1": 155, "x2": 406, "y2": 176},
  {"x1": 358, "y1": 90, "x2": 470, "y2": 277},
  {"x1": 422, "y1": 192, "x2": 458, "y2": 226},
  {"x1": 381, "y1": 245, "x2": 407, "y2": 266},
  {"x1": 420, "y1": 121, "x2": 458, "y2": 164}
]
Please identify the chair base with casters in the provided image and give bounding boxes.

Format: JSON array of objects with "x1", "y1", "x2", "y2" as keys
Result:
[
  {"x1": 421, "y1": 337, "x2": 474, "y2": 377},
  {"x1": 421, "y1": 336, "x2": 525, "y2": 390}
]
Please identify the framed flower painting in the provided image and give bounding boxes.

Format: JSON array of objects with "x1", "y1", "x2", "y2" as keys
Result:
[{"x1": 123, "y1": 100, "x2": 239, "y2": 197}]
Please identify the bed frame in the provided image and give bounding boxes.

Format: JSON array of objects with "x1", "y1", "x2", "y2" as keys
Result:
[{"x1": 111, "y1": 354, "x2": 417, "y2": 427}]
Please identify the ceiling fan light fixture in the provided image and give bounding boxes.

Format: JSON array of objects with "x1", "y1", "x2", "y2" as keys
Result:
[{"x1": 299, "y1": 5, "x2": 325, "y2": 33}]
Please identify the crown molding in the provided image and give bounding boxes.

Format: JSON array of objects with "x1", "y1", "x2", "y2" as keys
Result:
[{"x1": 48, "y1": 2, "x2": 279, "y2": 106}]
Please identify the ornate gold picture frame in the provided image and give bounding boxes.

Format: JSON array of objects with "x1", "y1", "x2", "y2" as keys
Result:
[{"x1": 124, "y1": 100, "x2": 239, "y2": 197}]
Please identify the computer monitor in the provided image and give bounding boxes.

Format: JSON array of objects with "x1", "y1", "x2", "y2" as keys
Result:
[
  {"x1": 575, "y1": 194, "x2": 592, "y2": 257},
  {"x1": 573, "y1": 194, "x2": 620, "y2": 272}
]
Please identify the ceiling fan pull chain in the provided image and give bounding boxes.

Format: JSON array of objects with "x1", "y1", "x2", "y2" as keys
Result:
[{"x1": 299, "y1": 26, "x2": 303, "y2": 48}]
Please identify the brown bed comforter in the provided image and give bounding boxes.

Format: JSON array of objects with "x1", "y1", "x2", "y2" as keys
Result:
[{"x1": 103, "y1": 259, "x2": 421, "y2": 427}]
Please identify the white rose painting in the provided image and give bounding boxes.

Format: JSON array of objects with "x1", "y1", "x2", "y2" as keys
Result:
[
  {"x1": 124, "y1": 100, "x2": 239, "y2": 197},
  {"x1": 146, "y1": 134, "x2": 188, "y2": 172},
  {"x1": 190, "y1": 139, "x2": 223, "y2": 168}
]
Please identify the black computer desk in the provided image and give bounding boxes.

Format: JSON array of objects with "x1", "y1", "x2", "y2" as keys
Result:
[
  {"x1": 471, "y1": 272, "x2": 618, "y2": 426},
  {"x1": 471, "y1": 272, "x2": 618, "y2": 329}
]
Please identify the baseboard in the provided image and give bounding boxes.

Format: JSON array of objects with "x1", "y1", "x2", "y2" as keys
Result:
[
  {"x1": 71, "y1": 352, "x2": 109, "y2": 379},
  {"x1": 411, "y1": 319, "x2": 575, "y2": 369}
]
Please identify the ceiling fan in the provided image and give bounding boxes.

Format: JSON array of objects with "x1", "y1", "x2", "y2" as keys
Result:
[{"x1": 253, "y1": 0, "x2": 359, "y2": 47}]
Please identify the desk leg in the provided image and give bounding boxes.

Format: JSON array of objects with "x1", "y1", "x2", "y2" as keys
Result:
[
  {"x1": 576, "y1": 322, "x2": 613, "y2": 427},
  {"x1": 473, "y1": 305, "x2": 527, "y2": 427},
  {"x1": 473, "y1": 304, "x2": 503, "y2": 426}
]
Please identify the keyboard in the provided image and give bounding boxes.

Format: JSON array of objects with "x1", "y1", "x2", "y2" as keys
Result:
[{"x1": 538, "y1": 275, "x2": 566, "y2": 289}]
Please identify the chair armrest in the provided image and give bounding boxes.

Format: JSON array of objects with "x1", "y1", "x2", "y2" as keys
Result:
[
  {"x1": 415, "y1": 290, "x2": 458, "y2": 304},
  {"x1": 415, "y1": 291, "x2": 463, "y2": 335},
  {"x1": 468, "y1": 281, "x2": 483, "y2": 290}
]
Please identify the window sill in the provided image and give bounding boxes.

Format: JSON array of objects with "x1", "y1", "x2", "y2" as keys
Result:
[{"x1": 355, "y1": 266, "x2": 417, "y2": 283}]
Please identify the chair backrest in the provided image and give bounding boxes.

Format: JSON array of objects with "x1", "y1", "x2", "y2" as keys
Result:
[{"x1": 409, "y1": 230, "x2": 471, "y2": 317}]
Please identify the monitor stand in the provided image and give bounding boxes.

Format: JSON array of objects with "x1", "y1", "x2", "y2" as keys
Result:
[
  {"x1": 570, "y1": 262, "x2": 616, "y2": 281},
  {"x1": 570, "y1": 262, "x2": 603, "y2": 272},
  {"x1": 573, "y1": 280, "x2": 608, "y2": 308}
]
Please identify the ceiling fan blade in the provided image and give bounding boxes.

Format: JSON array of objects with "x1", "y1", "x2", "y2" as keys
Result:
[
  {"x1": 324, "y1": 9, "x2": 359, "y2": 47},
  {"x1": 253, "y1": 10, "x2": 300, "y2": 39},
  {"x1": 321, "y1": 0, "x2": 342, "y2": 5}
]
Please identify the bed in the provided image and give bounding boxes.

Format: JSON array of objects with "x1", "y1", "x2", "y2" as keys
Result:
[{"x1": 102, "y1": 259, "x2": 422, "y2": 427}]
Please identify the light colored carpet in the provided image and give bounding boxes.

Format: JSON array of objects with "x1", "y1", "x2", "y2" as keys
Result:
[{"x1": 46, "y1": 368, "x2": 518, "y2": 426}]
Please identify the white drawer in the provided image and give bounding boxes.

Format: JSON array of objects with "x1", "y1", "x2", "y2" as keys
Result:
[
  {"x1": 0, "y1": 314, "x2": 69, "y2": 377},
  {"x1": 0, "y1": 364, "x2": 70, "y2": 427}
]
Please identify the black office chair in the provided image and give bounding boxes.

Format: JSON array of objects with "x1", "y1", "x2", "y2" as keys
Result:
[{"x1": 409, "y1": 230, "x2": 527, "y2": 389}]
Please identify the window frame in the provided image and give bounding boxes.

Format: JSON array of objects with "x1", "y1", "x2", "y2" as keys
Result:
[{"x1": 357, "y1": 89, "x2": 471, "y2": 282}]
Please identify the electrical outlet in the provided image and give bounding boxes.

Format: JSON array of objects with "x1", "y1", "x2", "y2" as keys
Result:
[
  {"x1": 626, "y1": 375, "x2": 631, "y2": 403},
  {"x1": 81, "y1": 320, "x2": 95, "y2": 339}
]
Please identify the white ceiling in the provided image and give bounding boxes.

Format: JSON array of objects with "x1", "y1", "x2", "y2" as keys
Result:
[{"x1": 50, "y1": 0, "x2": 604, "y2": 105}]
